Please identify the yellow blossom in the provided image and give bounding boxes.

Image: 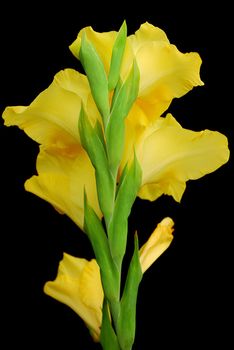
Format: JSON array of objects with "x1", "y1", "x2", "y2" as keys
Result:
[
  {"x1": 3, "y1": 69, "x2": 94, "y2": 150},
  {"x1": 125, "y1": 113, "x2": 230, "y2": 202},
  {"x1": 2, "y1": 69, "x2": 101, "y2": 228},
  {"x1": 70, "y1": 21, "x2": 203, "y2": 122},
  {"x1": 45, "y1": 217, "x2": 174, "y2": 341},
  {"x1": 44, "y1": 254, "x2": 103, "y2": 342}
]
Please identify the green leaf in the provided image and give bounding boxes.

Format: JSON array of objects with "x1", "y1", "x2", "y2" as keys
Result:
[
  {"x1": 117, "y1": 235, "x2": 143, "y2": 350},
  {"x1": 106, "y1": 60, "x2": 140, "y2": 175},
  {"x1": 94, "y1": 118, "x2": 106, "y2": 150},
  {"x1": 100, "y1": 300, "x2": 121, "y2": 350},
  {"x1": 83, "y1": 193, "x2": 119, "y2": 302},
  {"x1": 79, "y1": 33, "x2": 110, "y2": 127},
  {"x1": 79, "y1": 105, "x2": 115, "y2": 224},
  {"x1": 108, "y1": 20, "x2": 127, "y2": 91},
  {"x1": 111, "y1": 59, "x2": 140, "y2": 121},
  {"x1": 111, "y1": 76, "x2": 122, "y2": 108},
  {"x1": 108, "y1": 153, "x2": 142, "y2": 266}
]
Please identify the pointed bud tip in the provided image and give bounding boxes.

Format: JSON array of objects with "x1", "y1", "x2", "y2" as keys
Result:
[{"x1": 160, "y1": 217, "x2": 174, "y2": 228}]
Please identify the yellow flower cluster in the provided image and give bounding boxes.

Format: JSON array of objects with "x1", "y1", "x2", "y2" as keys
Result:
[
  {"x1": 2, "y1": 22, "x2": 229, "y2": 342},
  {"x1": 3, "y1": 23, "x2": 228, "y2": 230}
]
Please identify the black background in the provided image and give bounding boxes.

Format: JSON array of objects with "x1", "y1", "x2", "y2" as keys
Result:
[{"x1": 1, "y1": 2, "x2": 233, "y2": 349}]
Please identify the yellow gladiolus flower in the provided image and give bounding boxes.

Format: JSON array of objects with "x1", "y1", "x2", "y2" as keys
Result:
[
  {"x1": 2, "y1": 69, "x2": 101, "y2": 228},
  {"x1": 135, "y1": 114, "x2": 230, "y2": 202},
  {"x1": 44, "y1": 254, "x2": 103, "y2": 342},
  {"x1": 3, "y1": 69, "x2": 95, "y2": 151},
  {"x1": 70, "y1": 21, "x2": 203, "y2": 122},
  {"x1": 45, "y1": 217, "x2": 174, "y2": 341}
]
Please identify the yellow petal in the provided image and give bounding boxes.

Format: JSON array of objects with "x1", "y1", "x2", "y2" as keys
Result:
[
  {"x1": 25, "y1": 147, "x2": 101, "y2": 229},
  {"x1": 69, "y1": 27, "x2": 117, "y2": 75},
  {"x1": 135, "y1": 42, "x2": 203, "y2": 120},
  {"x1": 79, "y1": 260, "x2": 104, "y2": 311},
  {"x1": 44, "y1": 253, "x2": 103, "y2": 342},
  {"x1": 128, "y1": 22, "x2": 204, "y2": 121},
  {"x1": 138, "y1": 114, "x2": 230, "y2": 202},
  {"x1": 128, "y1": 22, "x2": 169, "y2": 53},
  {"x1": 2, "y1": 69, "x2": 93, "y2": 156},
  {"x1": 140, "y1": 217, "x2": 174, "y2": 273}
]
